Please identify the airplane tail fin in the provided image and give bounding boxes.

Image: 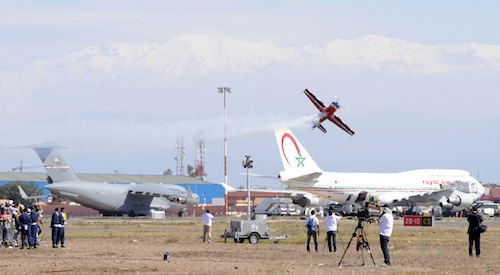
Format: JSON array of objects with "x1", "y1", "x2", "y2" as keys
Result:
[
  {"x1": 18, "y1": 185, "x2": 28, "y2": 199},
  {"x1": 274, "y1": 125, "x2": 323, "y2": 180},
  {"x1": 186, "y1": 186, "x2": 200, "y2": 205},
  {"x1": 31, "y1": 144, "x2": 79, "y2": 182}
]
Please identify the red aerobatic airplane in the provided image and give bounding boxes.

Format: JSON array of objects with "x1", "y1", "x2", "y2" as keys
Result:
[{"x1": 304, "y1": 88, "x2": 355, "y2": 136}]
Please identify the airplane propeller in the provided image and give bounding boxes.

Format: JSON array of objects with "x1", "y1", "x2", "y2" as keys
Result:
[{"x1": 333, "y1": 96, "x2": 342, "y2": 109}]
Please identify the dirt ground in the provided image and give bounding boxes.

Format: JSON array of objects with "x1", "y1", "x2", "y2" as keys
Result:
[{"x1": 1, "y1": 217, "x2": 498, "y2": 274}]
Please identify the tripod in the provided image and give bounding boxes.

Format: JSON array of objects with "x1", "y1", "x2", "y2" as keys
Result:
[{"x1": 338, "y1": 219, "x2": 376, "y2": 266}]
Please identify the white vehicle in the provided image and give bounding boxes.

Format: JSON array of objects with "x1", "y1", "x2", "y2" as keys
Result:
[
  {"x1": 476, "y1": 201, "x2": 500, "y2": 217},
  {"x1": 221, "y1": 215, "x2": 288, "y2": 244},
  {"x1": 273, "y1": 125, "x2": 485, "y2": 211}
]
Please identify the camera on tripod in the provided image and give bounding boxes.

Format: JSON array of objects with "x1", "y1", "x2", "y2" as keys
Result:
[
  {"x1": 355, "y1": 208, "x2": 375, "y2": 223},
  {"x1": 338, "y1": 207, "x2": 376, "y2": 266},
  {"x1": 343, "y1": 207, "x2": 375, "y2": 223}
]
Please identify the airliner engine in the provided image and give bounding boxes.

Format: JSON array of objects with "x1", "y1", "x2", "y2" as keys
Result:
[
  {"x1": 447, "y1": 194, "x2": 474, "y2": 208},
  {"x1": 292, "y1": 194, "x2": 321, "y2": 207},
  {"x1": 168, "y1": 197, "x2": 187, "y2": 204},
  {"x1": 440, "y1": 192, "x2": 474, "y2": 210}
]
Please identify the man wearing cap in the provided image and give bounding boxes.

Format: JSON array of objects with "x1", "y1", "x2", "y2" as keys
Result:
[{"x1": 378, "y1": 206, "x2": 394, "y2": 267}]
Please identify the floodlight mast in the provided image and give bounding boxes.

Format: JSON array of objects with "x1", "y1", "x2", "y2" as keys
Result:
[
  {"x1": 242, "y1": 155, "x2": 253, "y2": 220},
  {"x1": 218, "y1": 86, "x2": 231, "y2": 214}
]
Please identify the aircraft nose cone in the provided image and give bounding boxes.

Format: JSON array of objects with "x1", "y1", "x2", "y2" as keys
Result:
[{"x1": 44, "y1": 184, "x2": 60, "y2": 193}]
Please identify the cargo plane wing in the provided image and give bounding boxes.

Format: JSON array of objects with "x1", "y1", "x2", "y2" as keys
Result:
[
  {"x1": 18, "y1": 185, "x2": 47, "y2": 201},
  {"x1": 274, "y1": 125, "x2": 485, "y2": 211},
  {"x1": 31, "y1": 144, "x2": 199, "y2": 216}
]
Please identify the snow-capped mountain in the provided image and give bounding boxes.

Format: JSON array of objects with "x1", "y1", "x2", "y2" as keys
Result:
[{"x1": 26, "y1": 33, "x2": 500, "y2": 81}]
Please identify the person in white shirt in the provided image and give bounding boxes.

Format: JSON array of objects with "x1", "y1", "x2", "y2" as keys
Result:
[
  {"x1": 202, "y1": 209, "x2": 214, "y2": 243},
  {"x1": 304, "y1": 209, "x2": 320, "y2": 252},
  {"x1": 325, "y1": 208, "x2": 342, "y2": 252},
  {"x1": 378, "y1": 206, "x2": 394, "y2": 267}
]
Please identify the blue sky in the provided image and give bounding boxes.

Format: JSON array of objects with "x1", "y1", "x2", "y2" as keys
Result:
[{"x1": 0, "y1": 1, "x2": 499, "y2": 188}]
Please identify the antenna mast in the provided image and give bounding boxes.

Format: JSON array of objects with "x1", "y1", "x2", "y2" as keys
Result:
[
  {"x1": 175, "y1": 135, "x2": 186, "y2": 176},
  {"x1": 194, "y1": 131, "x2": 207, "y2": 180}
]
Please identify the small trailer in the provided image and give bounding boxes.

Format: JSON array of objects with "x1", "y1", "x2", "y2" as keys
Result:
[{"x1": 221, "y1": 215, "x2": 287, "y2": 244}]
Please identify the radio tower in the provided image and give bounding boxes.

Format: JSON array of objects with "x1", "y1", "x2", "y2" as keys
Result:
[
  {"x1": 175, "y1": 135, "x2": 185, "y2": 176},
  {"x1": 194, "y1": 131, "x2": 207, "y2": 180}
]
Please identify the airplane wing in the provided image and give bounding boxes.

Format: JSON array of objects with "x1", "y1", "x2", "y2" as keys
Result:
[
  {"x1": 328, "y1": 115, "x2": 355, "y2": 136},
  {"x1": 288, "y1": 172, "x2": 323, "y2": 183},
  {"x1": 304, "y1": 89, "x2": 326, "y2": 110},
  {"x1": 380, "y1": 186, "x2": 470, "y2": 207},
  {"x1": 316, "y1": 123, "x2": 327, "y2": 133},
  {"x1": 18, "y1": 186, "x2": 47, "y2": 200},
  {"x1": 127, "y1": 183, "x2": 198, "y2": 205}
]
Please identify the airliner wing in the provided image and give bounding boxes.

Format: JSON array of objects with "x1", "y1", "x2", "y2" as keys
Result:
[
  {"x1": 383, "y1": 192, "x2": 442, "y2": 205},
  {"x1": 383, "y1": 188, "x2": 467, "y2": 206},
  {"x1": 288, "y1": 172, "x2": 323, "y2": 183},
  {"x1": 328, "y1": 115, "x2": 355, "y2": 136}
]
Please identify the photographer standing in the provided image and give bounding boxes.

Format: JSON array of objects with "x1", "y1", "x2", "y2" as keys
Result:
[
  {"x1": 305, "y1": 209, "x2": 319, "y2": 252},
  {"x1": 325, "y1": 208, "x2": 342, "y2": 252},
  {"x1": 202, "y1": 209, "x2": 214, "y2": 243},
  {"x1": 378, "y1": 206, "x2": 394, "y2": 267},
  {"x1": 467, "y1": 206, "x2": 483, "y2": 257}
]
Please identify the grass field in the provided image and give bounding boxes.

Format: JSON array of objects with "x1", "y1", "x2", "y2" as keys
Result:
[{"x1": 1, "y1": 216, "x2": 498, "y2": 274}]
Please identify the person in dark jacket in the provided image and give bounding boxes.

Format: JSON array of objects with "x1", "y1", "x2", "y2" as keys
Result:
[
  {"x1": 29, "y1": 206, "x2": 38, "y2": 248},
  {"x1": 18, "y1": 208, "x2": 32, "y2": 249},
  {"x1": 59, "y1": 207, "x2": 66, "y2": 248},
  {"x1": 467, "y1": 206, "x2": 483, "y2": 257},
  {"x1": 50, "y1": 208, "x2": 60, "y2": 248}
]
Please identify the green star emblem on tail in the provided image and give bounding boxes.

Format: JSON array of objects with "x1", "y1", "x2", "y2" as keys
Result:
[{"x1": 295, "y1": 154, "x2": 305, "y2": 167}]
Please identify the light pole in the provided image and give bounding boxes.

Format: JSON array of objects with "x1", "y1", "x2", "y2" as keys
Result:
[
  {"x1": 218, "y1": 87, "x2": 231, "y2": 215},
  {"x1": 242, "y1": 155, "x2": 253, "y2": 220}
]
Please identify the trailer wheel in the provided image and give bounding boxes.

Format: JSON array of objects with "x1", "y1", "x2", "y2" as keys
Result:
[{"x1": 248, "y1": 233, "x2": 259, "y2": 244}]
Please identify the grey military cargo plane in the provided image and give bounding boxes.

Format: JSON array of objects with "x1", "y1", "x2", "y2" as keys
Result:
[{"x1": 32, "y1": 145, "x2": 199, "y2": 216}]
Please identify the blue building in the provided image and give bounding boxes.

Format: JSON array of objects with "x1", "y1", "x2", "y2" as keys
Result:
[{"x1": 0, "y1": 172, "x2": 226, "y2": 205}]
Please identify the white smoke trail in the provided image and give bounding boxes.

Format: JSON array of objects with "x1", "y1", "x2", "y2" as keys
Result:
[{"x1": 224, "y1": 114, "x2": 317, "y2": 139}]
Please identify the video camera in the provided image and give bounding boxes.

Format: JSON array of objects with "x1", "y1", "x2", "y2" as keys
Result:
[{"x1": 344, "y1": 208, "x2": 375, "y2": 223}]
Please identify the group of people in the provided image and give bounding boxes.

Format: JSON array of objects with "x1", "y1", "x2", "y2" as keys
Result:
[
  {"x1": 0, "y1": 200, "x2": 69, "y2": 249},
  {"x1": 304, "y1": 208, "x2": 343, "y2": 253},
  {"x1": 0, "y1": 200, "x2": 43, "y2": 249},
  {"x1": 50, "y1": 207, "x2": 67, "y2": 248},
  {"x1": 305, "y1": 204, "x2": 487, "y2": 266},
  {"x1": 304, "y1": 206, "x2": 394, "y2": 267}
]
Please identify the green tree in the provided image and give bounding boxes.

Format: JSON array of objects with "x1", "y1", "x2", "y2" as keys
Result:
[
  {"x1": 0, "y1": 181, "x2": 44, "y2": 205},
  {"x1": 163, "y1": 169, "x2": 173, "y2": 176},
  {"x1": 187, "y1": 165, "x2": 195, "y2": 177}
]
